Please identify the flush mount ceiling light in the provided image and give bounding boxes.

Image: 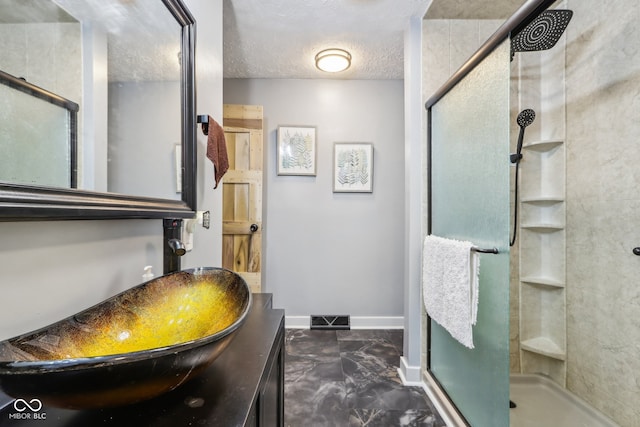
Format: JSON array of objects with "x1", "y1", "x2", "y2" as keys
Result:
[{"x1": 315, "y1": 48, "x2": 351, "y2": 73}]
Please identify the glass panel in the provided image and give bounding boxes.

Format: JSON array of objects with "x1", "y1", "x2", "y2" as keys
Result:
[
  {"x1": 429, "y1": 39, "x2": 511, "y2": 426},
  {"x1": 0, "y1": 83, "x2": 71, "y2": 188}
]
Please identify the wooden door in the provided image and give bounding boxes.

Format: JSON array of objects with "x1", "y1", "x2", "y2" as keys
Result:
[{"x1": 222, "y1": 104, "x2": 263, "y2": 293}]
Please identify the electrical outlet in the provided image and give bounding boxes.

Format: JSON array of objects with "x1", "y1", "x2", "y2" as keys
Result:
[{"x1": 201, "y1": 211, "x2": 210, "y2": 229}]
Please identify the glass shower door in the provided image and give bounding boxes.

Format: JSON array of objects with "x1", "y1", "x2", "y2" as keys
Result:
[{"x1": 428, "y1": 39, "x2": 511, "y2": 426}]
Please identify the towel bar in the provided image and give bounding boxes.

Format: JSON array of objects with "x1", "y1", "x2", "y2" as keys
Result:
[{"x1": 471, "y1": 246, "x2": 499, "y2": 254}]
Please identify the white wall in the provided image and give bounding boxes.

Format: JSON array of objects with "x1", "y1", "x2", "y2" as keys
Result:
[
  {"x1": 402, "y1": 16, "x2": 426, "y2": 382},
  {"x1": 224, "y1": 78, "x2": 405, "y2": 326},
  {"x1": 0, "y1": 0, "x2": 224, "y2": 341}
]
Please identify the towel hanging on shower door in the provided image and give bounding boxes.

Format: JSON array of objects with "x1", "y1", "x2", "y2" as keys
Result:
[{"x1": 422, "y1": 234, "x2": 480, "y2": 349}]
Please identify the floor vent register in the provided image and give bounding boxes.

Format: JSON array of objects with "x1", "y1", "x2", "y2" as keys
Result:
[{"x1": 310, "y1": 315, "x2": 351, "y2": 330}]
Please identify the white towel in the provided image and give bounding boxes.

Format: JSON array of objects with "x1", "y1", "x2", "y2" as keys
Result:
[{"x1": 422, "y1": 235, "x2": 480, "y2": 349}]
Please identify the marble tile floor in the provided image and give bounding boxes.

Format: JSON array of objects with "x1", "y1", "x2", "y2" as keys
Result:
[{"x1": 284, "y1": 329, "x2": 447, "y2": 427}]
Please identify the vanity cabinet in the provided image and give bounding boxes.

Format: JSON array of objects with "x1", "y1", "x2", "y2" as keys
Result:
[
  {"x1": 0, "y1": 294, "x2": 285, "y2": 427},
  {"x1": 207, "y1": 293, "x2": 285, "y2": 427},
  {"x1": 248, "y1": 332, "x2": 285, "y2": 427}
]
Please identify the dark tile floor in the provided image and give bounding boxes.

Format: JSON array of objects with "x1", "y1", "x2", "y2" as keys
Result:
[{"x1": 284, "y1": 329, "x2": 447, "y2": 427}]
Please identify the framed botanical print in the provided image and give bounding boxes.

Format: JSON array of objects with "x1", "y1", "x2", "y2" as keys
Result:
[
  {"x1": 333, "y1": 142, "x2": 373, "y2": 193},
  {"x1": 277, "y1": 126, "x2": 317, "y2": 176}
]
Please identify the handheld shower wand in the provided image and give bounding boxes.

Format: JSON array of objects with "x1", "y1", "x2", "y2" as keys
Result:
[
  {"x1": 510, "y1": 109, "x2": 536, "y2": 164},
  {"x1": 510, "y1": 109, "x2": 536, "y2": 247}
]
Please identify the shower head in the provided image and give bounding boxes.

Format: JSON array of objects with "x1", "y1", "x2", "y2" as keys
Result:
[
  {"x1": 511, "y1": 9, "x2": 573, "y2": 59},
  {"x1": 510, "y1": 109, "x2": 536, "y2": 164},
  {"x1": 509, "y1": 108, "x2": 537, "y2": 247},
  {"x1": 517, "y1": 109, "x2": 536, "y2": 128}
]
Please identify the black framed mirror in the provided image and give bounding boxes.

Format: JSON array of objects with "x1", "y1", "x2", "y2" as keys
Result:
[{"x1": 0, "y1": 0, "x2": 196, "y2": 220}]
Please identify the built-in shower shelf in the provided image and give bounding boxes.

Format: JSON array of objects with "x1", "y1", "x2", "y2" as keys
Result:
[
  {"x1": 521, "y1": 276, "x2": 565, "y2": 289},
  {"x1": 523, "y1": 139, "x2": 564, "y2": 152},
  {"x1": 521, "y1": 196, "x2": 564, "y2": 205},
  {"x1": 521, "y1": 223, "x2": 564, "y2": 232},
  {"x1": 521, "y1": 337, "x2": 566, "y2": 361},
  {"x1": 516, "y1": 45, "x2": 567, "y2": 386}
]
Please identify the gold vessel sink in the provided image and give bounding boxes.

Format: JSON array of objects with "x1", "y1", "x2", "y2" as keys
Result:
[{"x1": 0, "y1": 267, "x2": 252, "y2": 409}]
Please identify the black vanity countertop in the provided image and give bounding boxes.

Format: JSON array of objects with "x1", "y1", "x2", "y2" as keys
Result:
[{"x1": 0, "y1": 293, "x2": 284, "y2": 427}]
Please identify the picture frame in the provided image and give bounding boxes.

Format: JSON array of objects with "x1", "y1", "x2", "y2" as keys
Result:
[
  {"x1": 277, "y1": 126, "x2": 317, "y2": 176},
  {"x1": 333, "y1": 143, "x2": 374, "y2": 193}
]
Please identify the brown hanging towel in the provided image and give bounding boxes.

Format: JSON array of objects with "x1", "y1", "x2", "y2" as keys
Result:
[{"x1": 203, "y1": 115, "x2": 229, "y2": 189}]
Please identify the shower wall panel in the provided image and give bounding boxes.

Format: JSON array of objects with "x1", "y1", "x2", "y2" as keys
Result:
[
  {"x1": 563, "y1": 0, "x2": 640, "y2": 425},
  {"x1": 513, "y1": 25, "x2": 568, "y2": 387}
]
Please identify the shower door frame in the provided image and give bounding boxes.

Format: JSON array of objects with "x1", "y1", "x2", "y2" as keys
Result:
[{"x1": 423, "y1": 0, "x2": 559, "y2": 425}]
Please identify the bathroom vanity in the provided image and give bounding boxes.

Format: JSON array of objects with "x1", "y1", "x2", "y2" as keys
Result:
[{"x1": 0, "y1": 294, "x2": 285, "y2": 427}]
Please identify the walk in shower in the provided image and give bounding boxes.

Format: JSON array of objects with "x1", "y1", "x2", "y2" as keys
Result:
[{"x1": 421, "y1": 0, "x2": 639, "y2": 425}]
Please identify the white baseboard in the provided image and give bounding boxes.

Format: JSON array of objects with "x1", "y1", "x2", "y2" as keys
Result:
[
  {"x1": 284, "y1": 316, "x2": 309, "y2": 329},
  {"x1": 285, "y1": 315, "x2": 404, "y2": 329},
  {"x1": 398, "y1": 356, "x2": 422, "y2": 385},
  {"x1": 350, "y1": 316, "x2": 404, "y2": 329}
]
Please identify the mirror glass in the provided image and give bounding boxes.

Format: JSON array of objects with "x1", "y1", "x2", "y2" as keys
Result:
[
  {"x1": 0, "y1": 0, "x2": 185, "y2": 201},
  {"x1": 0, "y1": 71, "x2": 78, "y2": 188}
]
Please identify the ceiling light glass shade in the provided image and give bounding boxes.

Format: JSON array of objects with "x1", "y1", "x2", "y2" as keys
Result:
[{"x1": 315, "y1": 48, "x2": 351, "y2": 73}]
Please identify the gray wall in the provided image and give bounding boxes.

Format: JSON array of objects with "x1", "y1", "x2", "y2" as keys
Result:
[
  {"x1": 0, "y1": 0, "x2": 224, "y2": 341},
  {"x1": 224, "y1": 78, "x2": 405, "y2": 325},
  {"x1": 107, "y1": 81, "x2": 181, "y2": 199}
]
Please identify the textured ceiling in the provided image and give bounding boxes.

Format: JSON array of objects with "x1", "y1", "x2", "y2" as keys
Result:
[
  {"x1": 223, "y1": 0, "x2": 527, "y2": 80},
  {"x1": 54, "y1": 0, "x2": 181, "y2": 82},
  {"x1": 223, "y1": 0, "x2": 431, "y2": 80},
  {"x1": 4, "y1": 0, "x2": 526, "y2": 82}
]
